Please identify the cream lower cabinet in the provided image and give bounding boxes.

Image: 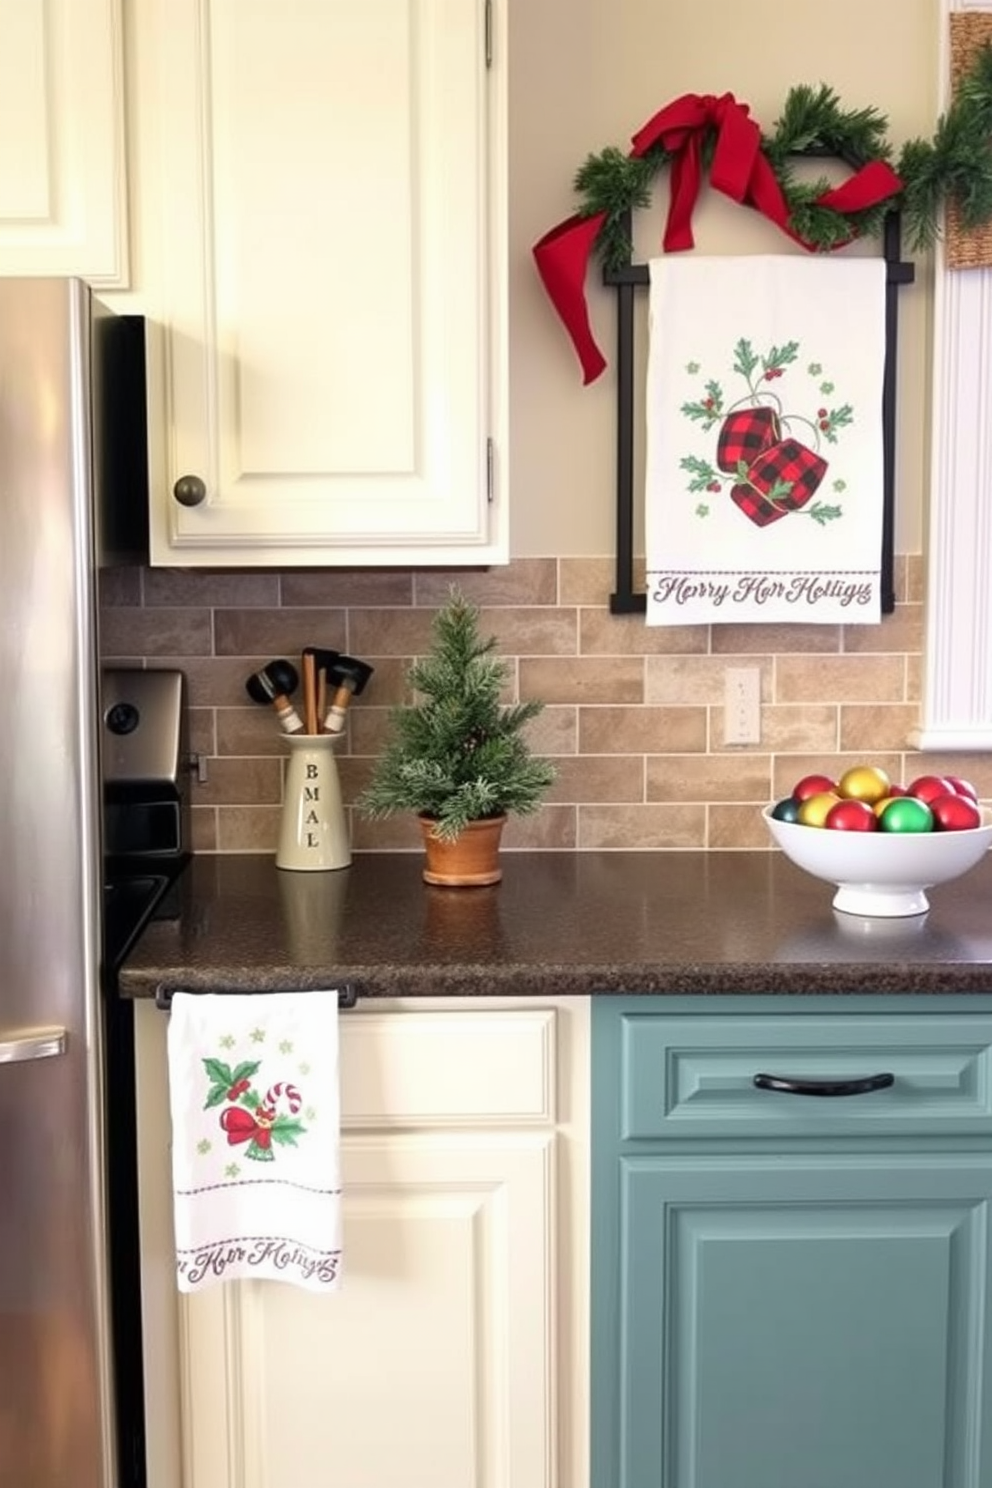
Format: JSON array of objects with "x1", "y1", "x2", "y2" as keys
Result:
[
  {"x1": 130, "y1": 0, "x2": 508, "y2": 567},
  {"x1": 0, "y1": 0, "x2": 128, "y2": 283},
  {"x1": 135, "y1": 998, "x2": 590, "y2": 1488}
]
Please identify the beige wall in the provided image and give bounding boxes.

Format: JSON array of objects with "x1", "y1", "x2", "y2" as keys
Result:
[
  {"x1": 103, "y1": 4, "x2": 964, "y2": 855},
  {"x1": 508, "y1": 0, "x2": 937, "y2": 557}
]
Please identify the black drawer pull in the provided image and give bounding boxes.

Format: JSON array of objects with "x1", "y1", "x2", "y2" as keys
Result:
[{"x1": 752, "y1": 1071, "x2": 895, "y2": 1097}]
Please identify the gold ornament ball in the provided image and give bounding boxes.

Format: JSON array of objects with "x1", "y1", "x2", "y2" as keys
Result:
[
  {"x1": 838, "y1": 764, "x2": 891, "y2": 805},
  {"x1": 796, "y1": 791, "x2": 840, "y2": 827}
]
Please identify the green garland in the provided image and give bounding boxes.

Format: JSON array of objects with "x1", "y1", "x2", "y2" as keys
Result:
[{"x1": 575, "y1": 44, "x2": 992, "y2": 269}]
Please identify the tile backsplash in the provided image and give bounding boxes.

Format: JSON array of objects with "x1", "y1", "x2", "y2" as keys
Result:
[{"x1": 98, "y1": 554, "x2": 990, "y2": 853}]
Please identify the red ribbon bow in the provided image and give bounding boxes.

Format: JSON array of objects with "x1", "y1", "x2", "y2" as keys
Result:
[
  {"x1": 532, "y1": 91, "x2": 904, "y2": 384},
  {"x1": 220, "y1": 1105, "x2": 272, "y2": 1150}
]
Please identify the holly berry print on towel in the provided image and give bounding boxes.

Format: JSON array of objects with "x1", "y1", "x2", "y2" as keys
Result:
[
  {"x1": 202, "y1": 1055, "x2": 307, "y2": 1163},
  {"x1": 680, "y1": 340, "x2": 853, "y2": 527}
]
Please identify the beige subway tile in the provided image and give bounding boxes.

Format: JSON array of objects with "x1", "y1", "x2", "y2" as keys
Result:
[
  {"x1": 152, "y1": 656, "x2": 282, "y2": 708},
  {"x1": 503, "y1": 805, "x2": 577, "y2": 848},
  {"x1": 906, "y1": 655, "x2": 922, "y2": 703},
  {"x1": 905, "y1": 553, "x2": 925, "y2": 604},
  {"x1": 520, "y1": 657, "x2": 644, "y2": 705},
  {"x1": 190, "y1": 806, "x2": 218, "y2": 852},
  {"x1": 216, "y1": 806, "x2": 282, "y2": 852},
  {"x1": 99, "y1": 567, "x2": 142, "y2": 606},
  {"x1": 214, "y1": 608, "x2": 347, "y2": 657},
  {"x1": 348, "y1": 607, "x2": 438, "y2": 656},
  {"x1": 708, "y1": 803, "x2": 770, "y2": 848},
  {"x1": 281, "y1": 570, "x2": 414, "y2": 607},
  {"x1": 842, "y1": 604, "x2": 922, "y2": 655},
  {"x1": 890, "y1": 554, "x2": 907, "y2": 603},
  {"x1": 840, "y1": 704, "x2": 921, "y2": 753},
  {"x1": 194, "y1": 756, "x2": 282, "y2": 807},
  {"x1": 349, "y1": 657, "x2": 409, "y2": 708},
  {"x1": 351, "y1": 814, "x2": 423, "y2": 850},
  {"x1": 348, "y1": 707, "x2": 403, "y2": 756},
  {"x1": 559, "y1": 556, "x2": 645, "y2": 605},
  {"x1": 580, "y1": 706, "x2": 707, "y2": 753},
  {"x1": 525, "y1": 706, "x2": 577, "y2": 756},
  {"x1": 479, "y1": 607, "x2": 577, "y2": 656},
  {"x1": 143, "y1": 570, "x2": 279, "y2": 607},
  {"x1": 753, "y1": 704, "x2": 838, "y2": 752},
  {"x1": 580, "y1": 609, "x2": 707, "y2": 657},
  {"x1": 647, "y1": 655, "x2": 770, "y2": 706},
  {"x1": 578, "y1": 803, "x2": 706, "y2": 849},
  {"x1": 216, "y1": 708, "x2": 311, "y2": 756},
  {"x1": 175, "y1": 652, "x2": 391, "y2": 714},
  {"x1": 646, "y1": 755, "x2": 771, "y2": 803},
  {"x1": 712, "y1": 623, "x2": 841, "y2": 654},
  {"x1": 188, "y1": 707, "x2": 216, "y2": 757},
  {"x1": 770, "y1": 752, "x2": 905, "y2": 801},
  {"x1": 415, "y1": 559, "x2": 558, "y2": 607},
  {"x1": 100, "y1": 607, "x2": 213, "y2": 657},
  {"x1": 336, "y1": 756, "x2": 377, "y2": 803},
  {"x1": 776, "y1": 654, "x2": 905, "y2": 703},
  {"x1": 548, "y1": 755, "x2": 645, "y2": 804},
  {"x1": 907, "y1": 753, "x2": 992, "y2": 797}
]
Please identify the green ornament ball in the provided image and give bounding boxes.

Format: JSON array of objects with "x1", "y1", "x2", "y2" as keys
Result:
[{"x1": 878, "y1": 795, "x2": 934, "y2": 834}]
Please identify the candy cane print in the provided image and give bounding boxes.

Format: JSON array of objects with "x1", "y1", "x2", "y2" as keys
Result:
[{"x1": 263, "y1": 1081, "x2": 302, "y2": 1116}]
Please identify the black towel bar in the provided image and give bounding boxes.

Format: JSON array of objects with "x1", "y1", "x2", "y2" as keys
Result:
[{"x1": 154, "y1": 982, "x2": 359, "y2": 1012}]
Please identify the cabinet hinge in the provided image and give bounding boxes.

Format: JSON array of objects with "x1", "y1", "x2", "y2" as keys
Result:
[
  {"x1": 486, "y1": 437, "x2": 495, "y2": 503},
  {"x1": 484, "y1": 0, "x2": 493, "y2": 68}
]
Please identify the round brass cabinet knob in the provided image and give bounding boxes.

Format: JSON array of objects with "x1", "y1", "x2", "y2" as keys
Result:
[{"x1": 173, "y1": 474, "x2": 207, "y2": 507}]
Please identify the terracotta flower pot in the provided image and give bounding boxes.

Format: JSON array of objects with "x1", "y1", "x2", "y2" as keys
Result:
[{"x1": 417, "y1": 814, "x2": 507, "y2": 887}]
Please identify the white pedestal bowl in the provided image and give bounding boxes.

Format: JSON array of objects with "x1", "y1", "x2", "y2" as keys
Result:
[{"x1": 762, "y1": 803, "x2": 992, "y2": 917}]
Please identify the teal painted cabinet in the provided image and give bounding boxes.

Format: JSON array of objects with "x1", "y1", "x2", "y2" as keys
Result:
[{"x1": 591, "y1": 996, "x2": 992, "y2": 1488}]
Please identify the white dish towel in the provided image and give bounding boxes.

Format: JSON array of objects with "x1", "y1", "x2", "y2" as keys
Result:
[
  {"x1": 644, "y1": 254, "x2": 887, "y2": 625},
  {"x1": 167, "y1": 989, "x2": 342, "y2": 1293}
]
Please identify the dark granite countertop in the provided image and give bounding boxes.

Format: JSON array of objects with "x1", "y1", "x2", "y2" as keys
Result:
[{"x1": 116, "y1": 850, "x2": 992, "y2": 1000}]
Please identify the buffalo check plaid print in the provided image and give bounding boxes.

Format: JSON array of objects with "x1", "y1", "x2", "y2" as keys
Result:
[
  {"x1": 730, "y1": 437, "x2": 828, "y2": 526},
  {"x1": 715, "y1": 406, "x2": 780, "y2": 472}
]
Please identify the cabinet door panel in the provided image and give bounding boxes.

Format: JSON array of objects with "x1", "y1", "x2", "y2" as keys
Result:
[
  {"x1": 143, "y1": 0, "x2": 504, "y2": 566},
  {"x1": 180, "y1": 1132, "x2": 557, "y2": 1488},
  {"x1": 0, "y1": 0, "x2": 127, "y2": 283},
  {"x1": 604, "y1": 1153, "x2": 992, "y2": 1488}
]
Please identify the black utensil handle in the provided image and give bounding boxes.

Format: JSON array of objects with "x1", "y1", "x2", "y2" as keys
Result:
[{"x1": 752, "y1": 1071, "x2": 895, "y2": 1097}]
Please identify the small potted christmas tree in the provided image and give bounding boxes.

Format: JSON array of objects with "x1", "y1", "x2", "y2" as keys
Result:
[{"x1": 357, "y1": 589, "x2": 556, "y2": 885}]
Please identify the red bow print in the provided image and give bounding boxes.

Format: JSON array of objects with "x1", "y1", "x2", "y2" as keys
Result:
[{"x1": 220, "y1": 1106, "x2": 272, "y2": 1151}]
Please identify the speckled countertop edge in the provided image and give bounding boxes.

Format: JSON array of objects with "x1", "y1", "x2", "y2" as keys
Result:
[{"x1": 116, "y1": 850, "x2": 992, "y2": 1000}]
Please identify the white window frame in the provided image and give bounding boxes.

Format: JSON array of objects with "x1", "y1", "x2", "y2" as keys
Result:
[{"x1": 912, "y1": 0, "x2": 992, "y2": 749}]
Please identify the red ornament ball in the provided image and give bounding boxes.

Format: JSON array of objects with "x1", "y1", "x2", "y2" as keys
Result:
[
  {"x1": 792, "y1": 773, "x2": 837, "y2": 802},
  {"x1": 929, "y1": 792, "x2": 982, "y2": 831},
  {"x1": 906, "y1": 774, "x2": 954, "y2": 806},
  {"x1": 825, "y1": 799, "x2": 877, "y2": 832}
]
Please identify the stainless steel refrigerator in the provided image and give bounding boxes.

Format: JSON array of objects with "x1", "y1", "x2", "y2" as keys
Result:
[{"x1": 0, "y1": 277, "x2": 149, "y2": 1488}]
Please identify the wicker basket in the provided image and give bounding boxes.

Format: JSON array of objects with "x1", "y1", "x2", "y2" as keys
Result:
[{"x1": 946, "y1": 12, "x2": 992, "y2": 269}]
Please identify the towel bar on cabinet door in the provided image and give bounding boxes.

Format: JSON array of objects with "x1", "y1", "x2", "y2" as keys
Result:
[
  {"x1": 154, "y1": 983, "x2": 359, "y2": 1011},
  {"x1": 604, "y1": 146, "x2": 915, "y2": 617}
]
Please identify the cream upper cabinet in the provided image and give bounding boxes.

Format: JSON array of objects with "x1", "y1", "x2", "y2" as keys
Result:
[
  {"x1": 0, "y1": 0, "x2": 128, "y2": 284},
  {"x1": 132, "y1": 0, "x2": 508, "y2": 567},
  {"x1": 135, "y1": 999, "x2": 590, "y2": 1488}
]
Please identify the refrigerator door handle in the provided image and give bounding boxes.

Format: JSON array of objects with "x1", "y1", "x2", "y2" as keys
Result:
[{"x1": 0, "y1": 1028, "x2": 67, "y2": 1064}]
